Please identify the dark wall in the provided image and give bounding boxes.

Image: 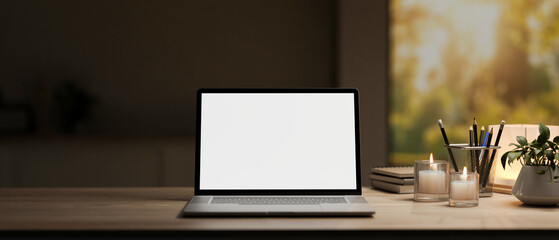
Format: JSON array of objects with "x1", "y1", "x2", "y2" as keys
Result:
[
  {"x1": 0, "y1": 0, "x2": 390, "y2": 187},
  {"x1": 0, "y1": 0, "x2": 336, "y2": 135},
  {"x1": 339, "y1": 0, "x2": 389, "y2": 181}
]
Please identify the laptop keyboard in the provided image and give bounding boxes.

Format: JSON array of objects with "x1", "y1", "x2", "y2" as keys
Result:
[{"x1": 211, "y1": 197, "x2": 347, "y2": 205}]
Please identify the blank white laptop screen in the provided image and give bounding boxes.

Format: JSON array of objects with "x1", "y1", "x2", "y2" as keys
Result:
[{"x1": 199, "y1": 93, "x2": 357, "y2": 190}]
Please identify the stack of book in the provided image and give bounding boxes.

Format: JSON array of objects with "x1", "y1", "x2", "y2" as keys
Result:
[{"x1": 370, "y1": 167, "x2": 414, "y2": 194}]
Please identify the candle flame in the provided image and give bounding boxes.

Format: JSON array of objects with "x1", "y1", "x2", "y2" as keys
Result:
[
  {"x1": 429, "y1": 153, "x2": 437, "y2": 171},
  {"x1": 463, "y1": 166, "x2": 467, "y2": 175}
]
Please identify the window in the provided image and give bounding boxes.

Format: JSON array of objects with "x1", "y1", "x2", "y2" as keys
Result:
[{"x1": 390, "y1": 0, "x2": 559, "y2": 165}]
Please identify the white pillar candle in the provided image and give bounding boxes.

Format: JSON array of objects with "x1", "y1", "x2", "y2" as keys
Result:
[
  {"x1": 419, "y1": 169, "x2": 447, "y2": 193},
  {"x1": 414, "y1": 153, "x2": 449, "y2": 202},
  {"x1": 450, "y1": 167, "x2": 477, "y2": 200},
  {"x1": 450, "y1": 180, "x2": 476, "y2": 200}
]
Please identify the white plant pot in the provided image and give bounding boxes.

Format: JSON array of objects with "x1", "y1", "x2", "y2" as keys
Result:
[{"x1": 512, "y1": 165, "x2": 559, "y2": 206}]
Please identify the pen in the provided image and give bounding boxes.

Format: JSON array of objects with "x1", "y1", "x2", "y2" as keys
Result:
[
  {"x1": 438, "y1": 119, "x2": 459, "y2": 172},
  {"x1": 479, "y1": 128, "x2": 493, "y2": 178},
  {"x1": 479, "y1": 126, "x2": 485, "y2": 147}
]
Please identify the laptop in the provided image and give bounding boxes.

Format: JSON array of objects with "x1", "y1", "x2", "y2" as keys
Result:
[{"x1": 180, "y1": 89, "x2": 375, "y2": 217}]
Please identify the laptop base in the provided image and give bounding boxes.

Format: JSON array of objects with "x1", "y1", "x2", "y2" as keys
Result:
[{"x1": 180, "y1": 195, "x2": 375, "y2": 217}]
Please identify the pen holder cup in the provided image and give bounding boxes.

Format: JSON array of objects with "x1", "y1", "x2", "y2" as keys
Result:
[{"x1": 444, "y1": 144, "x2": 500, "y2": 197}]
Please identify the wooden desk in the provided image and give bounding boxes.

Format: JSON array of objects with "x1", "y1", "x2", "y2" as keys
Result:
[{"x1": 1, "y1": 187, "x2": 558, "y2": 237}]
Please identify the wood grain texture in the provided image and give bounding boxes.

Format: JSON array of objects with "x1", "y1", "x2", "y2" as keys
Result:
[{"x1": 0, "y1": 187, "x2": 558, "y2": 231}]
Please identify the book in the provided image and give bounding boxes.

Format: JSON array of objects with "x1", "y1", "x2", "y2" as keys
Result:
[
  {"x1": 370, "y1": 174, "x2": 414, "y2": 185},
  {"x1": 371, "y1": 180, "x2": 414, "y2": 194},
  {"x1": 371, "y1": 166, "x2": 414, "y2": 178},
  {"x1": 492, "y1": 183, "x2": 513, "y2": 194}
]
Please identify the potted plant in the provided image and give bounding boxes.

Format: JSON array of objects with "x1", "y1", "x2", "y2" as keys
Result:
[{"x1": 501, "y1": 123, "x2": 559, "y2": 206}]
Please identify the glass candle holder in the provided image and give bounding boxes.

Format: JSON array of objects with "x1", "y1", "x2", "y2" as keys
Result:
[
  {"x1": 445, "y1": 144, "x2": 500, "y2": 197},
  {"x1": 414, "y1": 160, "x2": 449, "y2": 202},
  {"x1": 449, "y1": 172, "x2": 479, "y2": 207}
]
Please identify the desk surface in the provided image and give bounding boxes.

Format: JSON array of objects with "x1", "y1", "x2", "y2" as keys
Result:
[{"x1": 0, "y1": 187, "x2": 557, "y2": 231}]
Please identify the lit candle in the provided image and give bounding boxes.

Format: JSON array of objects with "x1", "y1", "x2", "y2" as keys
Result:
[
  {"x1": 450, "y1": 167, "x2": 477, "y2": 200},
  {"x1": 418, "y1": 153, "x2": 447, "y2": 193}
]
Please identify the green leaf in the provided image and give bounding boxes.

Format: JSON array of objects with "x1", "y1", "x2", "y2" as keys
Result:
[
  {"x1": 507, "y1": 151, "x2": 522, "y2": 166},
  {"x1": 517, "y1": 136, "x2": 528, "y2": 146},
  {"x1": 538, "y1": 170, "x2": 546, "y2": 175},
  {"x1": 556, "y1": 152, "x2": 559, "y2": 162},
  {"x1": 530, "y1": 139, "x2": 542, "y2": 148},
  {"x1": 535, "y1": 149, "x2": 542, "y2": 156},
  {"x1": 509, "y1": 151, "x2": 522, "y2": 160},
  {"x1": 547, "y1": 141, "x2": 557, "y2": 150},
  {"x1": 539, "y1": 122, "x2": 550, "y2": 135},
  {"x1": 538, "y1": 123, "x2": 551, "y2": 144},
  {"x1": 501, "y1": 152, "x2": 509, "y2": 169},
  {"x1": 545, "y1": 150, "x2": 555, "y2": 161},
  {"x1": 554, "y1": 136, "x2": 559, "y2": 144}
]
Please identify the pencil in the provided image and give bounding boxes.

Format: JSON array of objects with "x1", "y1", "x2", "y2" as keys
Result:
[
  {"x1": 473, "y1": 118, "x2": 478, "y2": 147},
  {"x1": 438, "y1": 119, "x2": 459, "y2": 172},
  {"x1": 479, "y1": 125, "x2": 485, "y2": 167},
  {"x1": 469, "y1": 126, "x2": 477, "y2": 173},
  {"x1": 473, "y1": 118, "x2": 479, "y2": 161},
  {"x1": 482, "y1": 120, "x2": 506, "y2": 187}
]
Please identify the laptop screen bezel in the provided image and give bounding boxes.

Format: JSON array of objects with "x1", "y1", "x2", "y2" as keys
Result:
[{"x1": 194, "y1": 88, "x2": 362, "y2": 195}]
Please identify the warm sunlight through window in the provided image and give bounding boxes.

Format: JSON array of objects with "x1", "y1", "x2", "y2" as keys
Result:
[{"x1": 390, "y1": 0, "x2": 559, "y2": 165}]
